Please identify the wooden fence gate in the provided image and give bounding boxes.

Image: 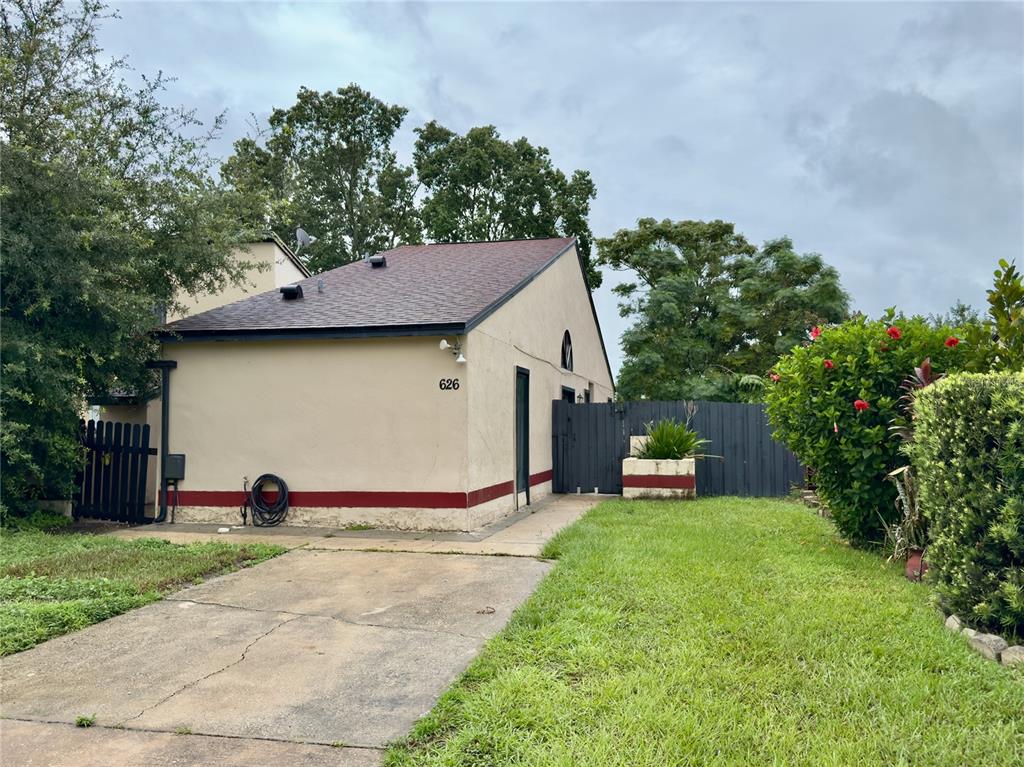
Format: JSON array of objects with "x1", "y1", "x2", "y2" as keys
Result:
[
  {"x1": 552, "y1": 400, "x2": 804, "y2": 497},
  {"x1": 74, "y1": 419, "x2": 155, "y2": 523}
]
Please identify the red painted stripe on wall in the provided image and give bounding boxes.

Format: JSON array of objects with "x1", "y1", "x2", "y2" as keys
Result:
[
  {"x1": 529, "y1": 469, "x2": 553, "y2": 485},
  {"x1": 469, "y1": 470, "x2": 553, "y2": 506},
  {"x1": 467, "y1": 480, "x2": 515, "y2": 508},
  {"x1": 174, "y1": 471, "x2": 554, "y2": 510},
  {"x1": 622, "y1": 474, "x2": 696, "y2": 490},
  {"x1": 176, "y1": 490, "x2": 467, "y2": 509},
  {"x1": 292, "y1": 491, "x2": 468, "y2": 509}
]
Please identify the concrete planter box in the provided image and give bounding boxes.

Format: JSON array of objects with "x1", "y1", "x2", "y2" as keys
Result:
[
  {"x1": 39, "y1": 500, "x2": 73, "y2": 518},
  {"x1": 622, "y1": 437, "x2": 696, "y2": 499}
]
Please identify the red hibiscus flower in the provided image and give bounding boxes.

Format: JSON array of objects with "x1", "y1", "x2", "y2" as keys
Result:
[
  {"x1": 886, "y1": 326, "x2": 902, "y2": 340},
  {"x1": 823, "y1": 359, "x2": 834, "y2": 369},
  {"x1": 854, "y1": 399, "x2": 870, "y2": 412},
  {"x1": 769, "y1": 372, "x2": 780, "y2": 382},
  {"x1": 945, "y1": 336, "x2": 959, "y2": 347},
  {"x1": 810, "y1": 326, "x2": 822, "y2": 340}
]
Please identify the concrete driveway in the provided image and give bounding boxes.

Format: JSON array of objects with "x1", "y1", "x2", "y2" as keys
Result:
[{"x1": 1, "y1": 495, "x2": 601, "y2": 766}]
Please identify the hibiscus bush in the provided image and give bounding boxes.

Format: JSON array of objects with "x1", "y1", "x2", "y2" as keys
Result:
[
  {"x1": 765, "y1": 312, "x2": 967, "y2": 546},
  {"x1": 907, "y1": 372, "x2": 1024, "y2": 640}
]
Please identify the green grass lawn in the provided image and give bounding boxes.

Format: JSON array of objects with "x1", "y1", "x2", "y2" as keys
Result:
[
  {"x1": 0, "y1": 526, "x2": 283, "y2": 656},
  {"x1": 386, "y1": 498, "x2": 1024, "y2": 767}
]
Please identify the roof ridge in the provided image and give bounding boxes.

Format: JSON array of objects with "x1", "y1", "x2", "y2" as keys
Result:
[{"x1": 388, "y1": 235, "x2": 574, "y2": 249}]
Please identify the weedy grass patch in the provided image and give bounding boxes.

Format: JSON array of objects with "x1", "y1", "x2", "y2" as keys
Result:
[{"x1": 0, "y1": 529, "x2": 283, "y2": 655}]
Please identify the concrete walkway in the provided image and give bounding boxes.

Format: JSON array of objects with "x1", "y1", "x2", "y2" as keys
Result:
[{"x1": 1, "y1": 494, "x2": 602, "y2": 767}]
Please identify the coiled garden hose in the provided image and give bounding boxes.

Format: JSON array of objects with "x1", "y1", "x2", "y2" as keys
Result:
[{"x1": 242, "y1": 474, "x2": 289, "y2": 527}]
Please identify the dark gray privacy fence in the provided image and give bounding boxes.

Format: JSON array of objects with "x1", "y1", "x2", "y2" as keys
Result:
[
  {"x1": 552, "y1": 400, "x2": 804, "y2": 497},
  {"x1": 74, "y1": 419, "x2": 156, "y2": 523}
]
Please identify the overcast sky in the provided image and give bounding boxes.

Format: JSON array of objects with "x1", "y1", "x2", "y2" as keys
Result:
[{"x1": 101, "y1": 1, "x2": 1023, "y2": 375}]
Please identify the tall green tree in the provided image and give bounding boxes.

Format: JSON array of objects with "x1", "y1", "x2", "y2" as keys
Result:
[
  {"x1": 413, "y1": 122, "x2": 601, "y2": 288},
  {"x1": 1, "y1": 0, "x2": 253, "y2": 515},
  {"x1": 598, "y1": 219, "x2": 849, "y2": 401},
  {"x1": 222, "y1": 85, "x2": 421, "y2": 273},
  {"x1": 727, "y1": 237, "x2": 851, "y2": 376}
]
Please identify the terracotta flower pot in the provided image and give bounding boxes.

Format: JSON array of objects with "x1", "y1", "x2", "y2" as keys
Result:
[{"x1": 905, "y1": 549, "x2": 928, "y2": 582}]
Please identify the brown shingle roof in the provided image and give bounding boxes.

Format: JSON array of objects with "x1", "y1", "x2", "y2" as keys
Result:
[{"x1": 161, "y1": 237, "x2": 576, "y2": 339}]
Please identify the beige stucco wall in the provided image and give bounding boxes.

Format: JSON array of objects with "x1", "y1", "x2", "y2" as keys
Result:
[
  {"x1": 274, "y1": 245, "x2": 307, "y2": 285},
  {"x1": 465, "y1": 245, "x2": 614, "y2": 520},
  {"x1": 162, "y1": 336, "x2": 471, "y2": 528},
  {"x1": 98, "y1": 403, "x2": 148, "y2": 426},
  {"x1": 167, "y1": 242, "x2": 306, "y2": 322}
]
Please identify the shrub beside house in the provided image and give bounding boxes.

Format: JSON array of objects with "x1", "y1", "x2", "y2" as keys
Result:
[{"x1": 908, "y1": 372, "x2": 1024, "y2": 643}]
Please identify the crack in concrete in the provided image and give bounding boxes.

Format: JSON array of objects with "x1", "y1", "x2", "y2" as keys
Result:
[
  {"x1": 117, "y1": 614, "x2": 300, "y2": 727},
  {"x1": 164, "y1": 597, "x2": 490, "y2": 641},
  {"x1": 300, "y1": 543, "x2": 541, "y2": 558},
  {"x1": 2, "y1": 716, "x2": 387, "y2": 752}
]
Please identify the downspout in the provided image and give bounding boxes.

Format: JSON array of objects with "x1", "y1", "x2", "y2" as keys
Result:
[{"x1": 146, "y1": 359, "x2": 177, "y2": 523}]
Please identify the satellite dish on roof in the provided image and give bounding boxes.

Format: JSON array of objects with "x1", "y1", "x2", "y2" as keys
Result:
[{"x1": 295, "y1": 227, "x2": 317, "y2": 253}]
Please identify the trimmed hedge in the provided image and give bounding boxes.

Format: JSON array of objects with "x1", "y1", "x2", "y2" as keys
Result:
[{"x1": 908, "y1": 372, "x2": 1024, "y2": 640}]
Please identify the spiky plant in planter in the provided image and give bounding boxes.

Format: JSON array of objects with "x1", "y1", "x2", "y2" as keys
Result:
[{"x1": 633, "y1": 418, "x2": 709, "y2": 460}]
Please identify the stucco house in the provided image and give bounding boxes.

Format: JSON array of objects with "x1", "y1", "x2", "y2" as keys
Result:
[{"x1": 147, "y1": 237, "x2": 613, "y2": 531}]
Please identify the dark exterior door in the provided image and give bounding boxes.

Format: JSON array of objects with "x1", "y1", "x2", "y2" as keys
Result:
[{"x1": 515, "y1": 367, "x2": 530, "y2": 502}]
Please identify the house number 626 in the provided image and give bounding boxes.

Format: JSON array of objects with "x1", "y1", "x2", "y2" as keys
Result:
[{"x1": 439, "y1": 378, "x2": 460, "y2": 390}]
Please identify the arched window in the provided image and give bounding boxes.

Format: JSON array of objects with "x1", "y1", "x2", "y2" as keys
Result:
[{"x1": 561, "y1": 330, "x2": 573, "y2": 371}]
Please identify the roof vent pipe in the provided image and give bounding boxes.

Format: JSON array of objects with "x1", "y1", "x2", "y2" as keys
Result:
[
  {"x1": 369, "y1": 255, "x2": 387, "y2": 268},
  {"x1": 280, "y1": 284, "x2": 303, "y2": 300}
]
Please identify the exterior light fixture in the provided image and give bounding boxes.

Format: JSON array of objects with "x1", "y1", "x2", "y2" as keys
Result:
[
  {"x1": 577, "y1": 393, "x2": 585, "y2": 403},
  {"x1": 439, "y1": 337, "x2": 466, "y2": 363}
]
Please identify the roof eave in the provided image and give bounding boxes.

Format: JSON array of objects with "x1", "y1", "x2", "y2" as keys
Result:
[
  {"x1": 575, "y1": 248, "x2": 616, "y2": 393},
  {"x1": 156, "y1": 322, "x2": 467, "y2": 344}
]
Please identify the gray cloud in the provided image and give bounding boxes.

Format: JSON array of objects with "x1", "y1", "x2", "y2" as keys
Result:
[{"x1": 100, "y1": 1, "x2": 1023, "y2": 375}]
